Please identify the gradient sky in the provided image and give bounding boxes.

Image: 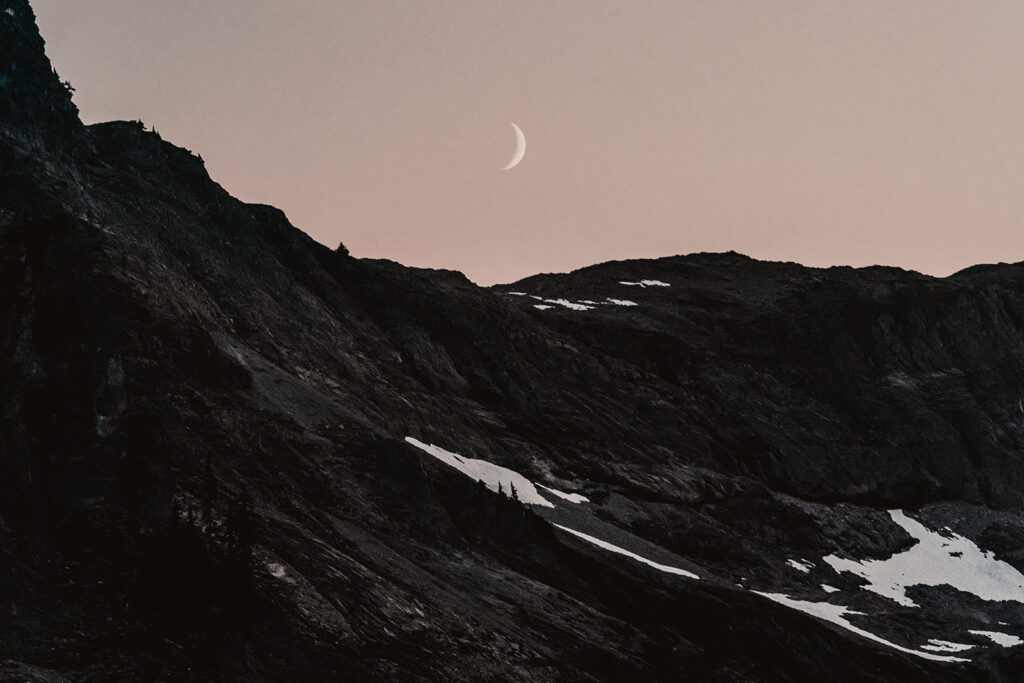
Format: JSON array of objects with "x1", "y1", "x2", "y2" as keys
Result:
[{"x1": 31, "y1": 1, "x2": 1024, "y2": 285}]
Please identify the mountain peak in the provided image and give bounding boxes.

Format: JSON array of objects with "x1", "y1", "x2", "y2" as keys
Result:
[{"x1": 0, "y1": 0, "x2": 82, "y2": 148}]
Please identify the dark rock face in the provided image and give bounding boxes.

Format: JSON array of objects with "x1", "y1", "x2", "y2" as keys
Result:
[
  {"x1": 507, "y1": 255, "x2": 1024, "y2": 509},
  {"x1": 3, "y1": 3, "x2": 1024, "y2": 681},
  {"x1": 0, "y1": 0, "x2": 80, "y2": 148}
]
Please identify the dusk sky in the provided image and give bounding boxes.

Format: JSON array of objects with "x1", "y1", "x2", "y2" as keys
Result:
[{"x1": 32, "y1": 1, "x2": 1024, "y2": 285}]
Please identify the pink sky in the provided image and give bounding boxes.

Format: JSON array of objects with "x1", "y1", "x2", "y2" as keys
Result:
[{"x1": 32, "y1": 1, "x2": 1024, "y2": 285}]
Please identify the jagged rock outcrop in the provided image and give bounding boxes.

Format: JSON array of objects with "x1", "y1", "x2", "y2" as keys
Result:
[{"x1": 0, "y1": 0, "x2": 80, "y2": 147}]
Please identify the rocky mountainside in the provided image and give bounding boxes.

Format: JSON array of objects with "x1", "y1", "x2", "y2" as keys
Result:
[{"x1": 4, "y1": 1, "x2": 1024, "y2": 679}]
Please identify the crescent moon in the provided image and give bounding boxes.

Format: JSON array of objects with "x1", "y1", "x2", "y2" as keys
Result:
[{"x1": 501, "y1": 122, "x2": 526, "y2": 171}]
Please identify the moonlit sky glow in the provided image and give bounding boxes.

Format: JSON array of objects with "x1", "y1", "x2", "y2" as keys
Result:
[{"x1": 32, "y1": 1, "x2": 1024, "y2": 285}]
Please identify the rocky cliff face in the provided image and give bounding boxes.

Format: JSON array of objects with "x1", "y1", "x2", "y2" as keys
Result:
[
  {"x1": 0, "y1": 0, "x2": 80, "y2": 148},
  {"x1": 3, "y1": 3, "x2": 1024, "y2": 681}
]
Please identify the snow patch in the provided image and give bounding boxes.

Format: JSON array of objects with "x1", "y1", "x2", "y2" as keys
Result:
[
  {"x1": 969, "y1": 630, "x2": 1024, "y2": 647},
  {"x1": 920, "y1": 639, "x2": 974, "y2": 653},
  {"x1": 537, "y1": 483, "x2": 589, "y2": 504},
  {"x1": 821, "y1": 584, "x2": 840, "y2": 593},
  {"x1": 546, "y1": 298, "x2": 593, "y2": 311},
  {"x1": 619, "y1": 280, "x2": 670, "y2": 287},
  {"x1": 267, "y1": 562, "x2": 287, "y2": 579},
  {"x1": 823, "y1": 510, "x2": 1024, "y2": 608},
  {"x1": 787, "y1": 559, "x2": 813, "y2": 573},
  {"x1": 529, "y1": 297, "x2": 592, "y2": 311},
  {"x1": 405, "y1": 437, "x2": 554, "y2": 507},
  {"x1": 517, "y1": 292, "x2": 638, "y2": 310},
  {"x1": 554, "y1": 524, "x2": 699, "y2": 579},
  {"x1": 753, "y1": 592, "x2": 971, "y2": 663}
]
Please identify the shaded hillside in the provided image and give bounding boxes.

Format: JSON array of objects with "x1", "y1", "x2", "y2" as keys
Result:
[
  {"x1": 504, "y1": 254, "x2": 1024, "y2": 507},
  {"x1": 2, "y1": 1, "x2": 1024, "y2": 680}
]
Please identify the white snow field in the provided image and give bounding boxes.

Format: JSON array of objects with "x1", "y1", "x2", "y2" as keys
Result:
[
  {"x1": 405, "y1": 437, "x2": 554, "y2": 507},
  {"x1": 406, "y1": 440, "x2": 1018, "y2": 663},
  {"x1": 752, "y1": 592, "x2": 970, "y2": 663},
  {"x1": 554, "y1": 524, "x2": 699, "y2": 580},
  {"x1": 969, "y1": 630, "x2": 1024, "y2": 647},
  {"x1": 823, "y1": 510, "x2": 1024, "y2": 607}
]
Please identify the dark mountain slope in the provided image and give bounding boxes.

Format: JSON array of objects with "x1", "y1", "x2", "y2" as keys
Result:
[
  {"x1": 504, "y1": 254, "x2": 1024, "y2": 507},
  {"x1": 2, "y1": 1, "x2": 1024, "y2": 679},
  {"x1": 0, "y1": 0, "x2": 79, "y2": 147}
]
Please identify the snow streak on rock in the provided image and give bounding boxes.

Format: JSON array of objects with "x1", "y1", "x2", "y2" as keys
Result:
[
  {"x1": 786, "y1": 559, "x2": 813, "y2": 573},
  {"x1": 527, "y1": 295, "x2": 593, "y2": 311},
  {"x1": 969, "y1": 630, "x2": 1024, "y2": 647},
  {"x1": 405, "y1": 437, "x2": 554, "y2": 508},
  {"x1": 619, "y1": 280, "x2": 670, "y2": 287},
  {"x1": 545, "y1": 298, "x2": 593, "y2": 311},
  {"x1": 823, "y1": 510, "x2": 1024, "y2": 607},
  {"x1": 515, "y1": 292, "x2": 638, "y2": 310},
  {"x1": 752, "y1": 592, "x2": 970, "y2": 663},
  {"x1": 536, "y1": 483, "x2": 589, "y2": 504},
  {"x1": 920, "y1": 639, "x2": 973, "y2": 653},
  {"x1": 554, "y1": 524, "x2": 699, "y2": 580}
]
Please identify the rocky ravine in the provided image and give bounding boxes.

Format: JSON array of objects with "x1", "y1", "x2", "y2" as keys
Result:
[{"x1": 3, "y1": 0, "x2": 1024, "y2": 680}]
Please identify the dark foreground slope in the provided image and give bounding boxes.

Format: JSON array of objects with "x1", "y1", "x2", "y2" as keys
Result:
[{"x1": 2, "y1": 1, "x2": 1024, "y2": 680}]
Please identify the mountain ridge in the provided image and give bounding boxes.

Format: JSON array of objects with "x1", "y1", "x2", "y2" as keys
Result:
[{"x1": 3, "y1": 2, "x2": 1024, "y2": 680}]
